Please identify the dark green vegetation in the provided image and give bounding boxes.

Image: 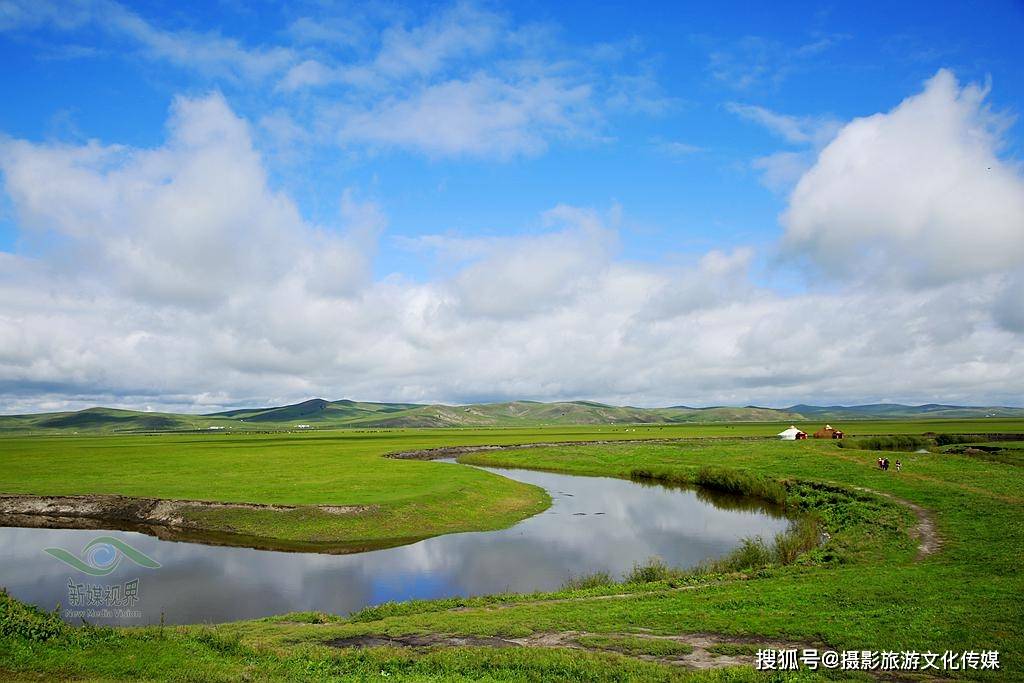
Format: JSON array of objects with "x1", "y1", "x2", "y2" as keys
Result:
[
  {"x1": 837, "y1": 435, "x2": 931, "y2": 451},
  {"x1": 2, "y1": 422, "x2": 1024, "y2": 680},
  {"x1": 4, "y1": 397, "x2": 1024, "y2": 433}
]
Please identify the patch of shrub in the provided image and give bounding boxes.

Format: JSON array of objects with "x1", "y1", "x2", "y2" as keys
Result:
[
  {"x1": 837, "y1": 435, "x2": 930, "y2": 452},
  {"x1": 624, "y1": 557, "x2": 676, "y2": 584},
  {"x1": 772, "y1": 515, "x2": 822, "y2": 565},
  {"x1": 0, "y1": 588, "x2": 64, "y2": 642},
  {"x1": 563, "y1": 571, "x2": 615, "y2": 590}
]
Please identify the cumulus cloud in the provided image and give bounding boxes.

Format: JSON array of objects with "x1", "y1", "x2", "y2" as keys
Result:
[
  {"x1": 0, "y1": 93, "x2": 373, "y2": 307},
  {"x1": 782, "y1": 69, "x2": 1024, "y2": 285},
  {"x1": 0, "y1": 80, "x2": 1022, "y2": 413}
]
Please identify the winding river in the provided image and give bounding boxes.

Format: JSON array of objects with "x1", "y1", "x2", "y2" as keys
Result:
[{"x1": 0, "y1": 462, "x2": 790, "y2": 625}]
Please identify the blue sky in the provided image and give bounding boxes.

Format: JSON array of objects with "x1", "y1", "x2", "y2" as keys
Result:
[{"x1": 0, "y1": 1, "x2": 1022, "y2": 412}]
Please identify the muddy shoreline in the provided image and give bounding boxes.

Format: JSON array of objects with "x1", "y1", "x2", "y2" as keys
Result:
[{"x1": 0, "y1": 493, "x2": 407, "y2": 554}]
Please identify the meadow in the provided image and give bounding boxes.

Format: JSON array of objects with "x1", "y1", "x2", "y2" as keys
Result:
[
  {"x1": 2, "y1": 419, "x2": 1019, "y2": 548},
  {"x1": 1, "y1": 419, "x2": 1023, "y2": 680}
]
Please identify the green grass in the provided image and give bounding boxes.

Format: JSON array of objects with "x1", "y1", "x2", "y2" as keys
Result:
[
  {"x1": 706, "y1": 643, "x2": 761, "y2": 657},
  {"x1": 0, "y1": 431, "x2": 563, "y2": 547},
  {"x1": 2, "y1": 421, "x2": 1024, "y2": 679},
  {"x1": 574, "y1": 634, "x2": 695, "y2": 657}
]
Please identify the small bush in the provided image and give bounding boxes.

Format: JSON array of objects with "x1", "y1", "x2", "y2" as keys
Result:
[
  {"x1": 716, "y1": 538, "x2": 773, "y2": 572},
  {"x1": 773, "y1": 515, "x2": 822, "y2": 565},
  {"x1": 0, "y1": 588, "x2": 64, "y2": 642},
  {"x1": 624, "y1": 557, "x2": 676, "y2": 584},
  {"x1": 563, "y1": 571, "x2": 615, "y2": 590}
]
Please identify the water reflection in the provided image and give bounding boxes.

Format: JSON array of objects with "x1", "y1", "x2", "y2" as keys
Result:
[{"x1": 0, "y1": 464, "x2": 790, "y2": 625}]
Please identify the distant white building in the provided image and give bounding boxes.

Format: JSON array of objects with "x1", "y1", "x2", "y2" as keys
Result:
[
  {"x1": 778, "y1": 426, "x2": 807, "y2": 440},
  {"x1": 295, "y1": 424, "x2": 311, "y2": 429}
]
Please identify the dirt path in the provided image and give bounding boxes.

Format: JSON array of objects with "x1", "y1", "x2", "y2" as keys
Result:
[
  {"x1": 326, "y1": 630, "x2": 822, "y2": 671},
  {"x1": 859, "y1": 488, "x2": 941, "y2": 560}
]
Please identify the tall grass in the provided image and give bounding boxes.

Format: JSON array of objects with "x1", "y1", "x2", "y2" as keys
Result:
[
  {"x1": 630, "y1": 465, "x2": 787, "y2": 506},
  {"x1": 613, "y1": 514, "x2": 823, "y2": 587},
  {"x1": 562, "y1": 570, "x2": 615, "y2": 590},
  {"x1": 693, "y1": 466, "x2": 788, "y2": 505}
]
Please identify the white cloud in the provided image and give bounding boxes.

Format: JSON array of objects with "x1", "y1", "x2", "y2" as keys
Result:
[
  {"x1": 727, "y1": 103, "x2": 841, "y2": 146},
  {"x1": 727, "y1": 103, "x2": 843, "y2": 192},
  {"x1": 782, "y1": 69, "x2": 1024, "y2": 285},
  {"x1": 750, "y1": 151, "x2": 815, "y2": 193},
  {"x1": 0, "y1": 0, "x2": 294, "y2": 81},
  {"x1": 707, "y1": 34, "x2": 843, "y2": 90},
  {"x1": 1, "y1": 0, "x2": 669, "y2": 160},
  {"x1": 654, "y1": 139, "x2": 704, "y2": 157},
  {"x1": 0, "y1": 92, "x2": 375, "y2": 308},
  {"x1": 334, "y1": 74, "x2": 595, "y2": 157},
  {"x1": 1, "y1": 81, "x2": 1023, "y2": 413},
  {"x1": 371, "y1": 1, "x2": 503, "y2": 79}
]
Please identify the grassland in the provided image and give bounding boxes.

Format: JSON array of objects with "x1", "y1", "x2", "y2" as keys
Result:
[
  {"x1": 2, "y1": 419, "x2": 1024, "y2": 680},
  {"x1": 2, "y1": 420, "x2": 1021, "y2": 548}
]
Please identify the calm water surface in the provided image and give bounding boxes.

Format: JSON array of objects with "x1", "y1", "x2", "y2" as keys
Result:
[{"x1": 0, "y1": 463, "x2": 789, "y2": 625}]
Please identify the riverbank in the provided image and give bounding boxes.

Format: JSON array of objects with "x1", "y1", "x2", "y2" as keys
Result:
[{"x1": 0, "y1": 432, "x2": 555, "y2": 549}]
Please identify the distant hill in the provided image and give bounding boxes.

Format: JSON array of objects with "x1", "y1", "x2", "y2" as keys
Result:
[
  {"x1": 785, "y1": 403, "x2": 1024, "y2": 419},
  {"x1": 1, "y1": 399, "x2": 1022, "y2": 433}
]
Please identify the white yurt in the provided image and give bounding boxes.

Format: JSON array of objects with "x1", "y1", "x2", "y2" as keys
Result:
[{"x1": 777, "y1": 426, "x2": 806, "y2": 440}]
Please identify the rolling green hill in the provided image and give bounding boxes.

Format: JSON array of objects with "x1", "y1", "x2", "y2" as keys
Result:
[{"x1": 2, "y1": 398, "x2": 1022, "y2": 434}]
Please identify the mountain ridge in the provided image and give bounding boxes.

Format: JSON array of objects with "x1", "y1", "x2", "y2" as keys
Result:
[{"x1": 1, "y1": 399, "x2": 1022, "y2": 433}]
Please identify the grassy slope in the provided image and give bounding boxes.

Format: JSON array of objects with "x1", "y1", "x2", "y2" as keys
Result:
[{"x1": 2, "y1": 423, "x2": 1024, "y2": 679}]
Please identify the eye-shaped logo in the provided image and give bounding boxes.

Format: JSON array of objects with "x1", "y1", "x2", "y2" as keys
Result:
[{"x1": 44, "y1": 536, "x2": 161, "y2": 576}]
